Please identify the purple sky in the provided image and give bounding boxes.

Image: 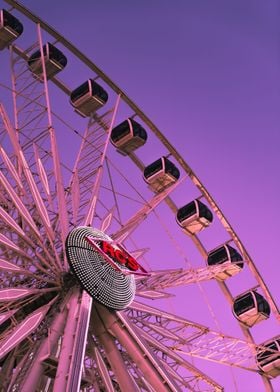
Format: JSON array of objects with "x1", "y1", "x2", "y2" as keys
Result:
[
  {"x1": 4, "y1": 0, "x2": 280, "y2": 390},
  {"x1": 21, "y1": 0, "x2": 279, "y2": 291}
]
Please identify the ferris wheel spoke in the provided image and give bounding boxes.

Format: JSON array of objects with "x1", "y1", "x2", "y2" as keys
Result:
[
  {"x1": 0, "y1": 300, "x2": 55, "y2": 362},
  {"x1": 0, "y1": 205, "x2": 56, "y2": 270},
  {"x1": 0, "y1": 235, "x2": 53, "y2": 275},
  {"x1": 136, "y1": 264, "x2": 244, "y2": 298},
  {"x1": 83, "y1": 95, "x2": 121, "y2": 226},
  {"x1": 0, "y1": 146, "x2": 24, "y2": 190},
  {"x1": 0, "y1": 227, "x2": 59, "y2": 276},
  {"x1": 100, "y1": 207, "x2": 115, "y2": 234},
  {"x1": 0, "y1": 257, "x2": 46, "y2": 278},
  {"x1": 18, "y1": 150, "x2": 55, "y2": 239},
  {"x1": 91, "y1": 346, "x2": 116, "y2": 392},
  {"x1": 112, "y1": 176, "x2": 187, "y2": 243},
  {"x1": 47, "y1": 127, "x2": 70, "y2": 253},
  {"x1": 67, "y1": 110, "x2": 114, "y2": 226},
  {"x1": 0, "y1": 113, "x2": 55, "y2": 243},
  {"x1": 0, "y1": 131, "x2": 63, "y2": 268},
  {"x1": 6, "y1": 244, "x2": 59, "y2": 280},
  {"x1": 0, "y1": 205, "x2": 29, "y2": 239},
  {"x1": 127, "y1": 301, "x2": 264, "y2": 373},
  {"x1": 136, "y1": 326, "x2": 222, "y2": 392},
  {"x1": 115, "y1": 350, "x2": 153, "y2": 391},
  {"x1": 33, "y1": 145, "x2": 54, "y2": 209},
  {"x1": 0, "y1": 170, "x2": 43, "y2": 240},
  {"x1": 10, "y1": 47, "x2": 69, "y2": 264},
  {"x1": 0, "y1": 287, "x2": 58, "y2": 304}
]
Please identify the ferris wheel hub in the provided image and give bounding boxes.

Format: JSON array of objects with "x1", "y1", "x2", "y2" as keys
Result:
[{"x1": 65, "y1": 226, "x2": 136, "y2": 310}]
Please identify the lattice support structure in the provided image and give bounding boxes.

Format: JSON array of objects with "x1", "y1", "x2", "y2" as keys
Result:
[
  {"x1": 127, "y1": 302, "x2": 273, "y2": 374},
  {"x1": 135, "y1": 264, "x2": 247, "y2": 299}
]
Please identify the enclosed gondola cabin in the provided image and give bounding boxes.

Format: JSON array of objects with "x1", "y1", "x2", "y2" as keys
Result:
[
  {"x1": 207, "y1": 244, "x2": 244, "y2": 280},
  {"x1": 233, "y1": 291, "x2": 270, "y2": 327},
  {"x1": 0, "y1": 9, "x2": 23, "y2": 50},
  {"x1": 110, "y1": 118, "x2": 147, "y2": 154},
  {"x1": 28, "y1": 42, "x2": 67, "y2": 79},
  {"x1": 176, "y1": 199, "x2": 213, "y2": 234},
  {"x1": 256, "y1": 337, "x2": 280, "y2": 377},
  {"x1": 70, "y1": 79, "x2": 108, "y2": 117},
  {"x1": 143, "y1": 157, "x2": 180, "y2": 193}
]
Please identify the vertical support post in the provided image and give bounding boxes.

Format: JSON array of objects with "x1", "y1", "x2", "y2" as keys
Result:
[
  {"x1": 91, "y1": 306, "x2": 138, "y2": 392},
  {"x1": 15, "y1": 306, "x2": 68, "y2": 391},
  {"x1": 95, "y1": 304, "x2": 179, "y2": 392},
  {"x1": 66, "y1": 291, "x2": 92, "y2": 392},
  {"x1": 52, "y1": 289, "x2": 81, "y2": 391}
]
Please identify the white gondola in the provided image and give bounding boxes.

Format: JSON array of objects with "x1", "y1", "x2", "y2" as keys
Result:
[
  {"x1": 70, "y1": 79, "x2": 108, "y2": 117},
  {"x1": 232, "y1": 290, "x2": 270, "y2": 327},
  {"x1": 143, "y1": 157, "x2": 180, "y2": 193},
  {"x1": 110, "y1": 118, "x2": 147, "y2": 154},
  {"x1": 207, "y1": 244, "x2": 244, "y2": 280},
  {"x1": 28, "y1": 42, "x2": 67, "y2": 79},
  {"x1": 176, "y1": 199, "x2": 213, "y2": 234},
  {"x1": 256, "y1": 337, "x2": 280, "y2": 377},
  {"x1": 0, "y1": 9, "x2": 23, "y2": 50}
]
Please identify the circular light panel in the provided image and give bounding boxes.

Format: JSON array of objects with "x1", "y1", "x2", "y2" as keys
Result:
[{"x1": 65, "y1": 226, "x2": 136, "y2": 310}]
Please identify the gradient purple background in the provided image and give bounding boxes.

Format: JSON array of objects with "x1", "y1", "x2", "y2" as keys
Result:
[{"x1": 7, "y1": 0, "x2": 280, "y2": 390}]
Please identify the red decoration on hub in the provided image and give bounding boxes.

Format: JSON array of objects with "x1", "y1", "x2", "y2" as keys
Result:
[
  {"x1": 85, "y1": 235, "x2": 149, "y2": 275},
  {"x1": 99, "y1": 241, "x2": 139, "y2": 271}
]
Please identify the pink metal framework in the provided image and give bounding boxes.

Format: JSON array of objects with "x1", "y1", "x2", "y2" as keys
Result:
[{"x1": 0, "y1": 1, "x2": 278, "y2": 391}]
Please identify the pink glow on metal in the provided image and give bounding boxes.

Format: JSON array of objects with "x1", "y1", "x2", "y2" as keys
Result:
[
  {"x1": 71, "y1": 171, "x2": 80, "y2": 225},
  {"x1": 112, "y1": 230, "x2": 130, "y2": 245},
  {"x1": 0, "y1": 146, "x2": 23, "y2": 189},
  {"x1": 100, "y1": 207, "x2": 115, "y2": 234},
  {"x1": 84, "y1": 195, "x2": 97, "y2": 227},
  {"x1": 136, "y1": 290, "x2": 173, "y2": 300},
  {"x1": 0, "y1": 103, "x2": 20, "y2": 154},
  {"x1": 97, "y1": 305, "x2": 178, "y2": 391},
  {"x1": 0, "y1": 233, "x2": 20, "y2": 251},
  {"x1": 0, "y1": 309, "x2": 46, "y2": 360},
  {"x1": 0, "y1": 288, "x2": 40, "y2": 301},
  {"x1": 33, "y1": 145, "x2": 51, "y2": 197},
  {"x1": 48, "y1": 127, "x2": 70, "y2": 247},
  {"x1": 65, "y1": 291, "x2": 92, "y2": 390},
  {"x1": 52, "y1": 291, "x2": 80, "y2": 391},
  {"x1": 0, "y1": 112, "x2": 61, "y2": 274},
  {"x1": 0, "y1": 170, "x2": 41, "y2": 237},
  {"x1": 36, "y1": 24, "x2": 69, "y2": 249},
  {"x1": 0, "y1": 258, "x2": 24, "y2": 272},
  {"x1": 129, "y1": 248, "x2": 150, "y2": 260},
  {"x1": 94, "y1": 347, "x2": 115, "y2": 391},
  {"x1": 19, "y1": 309, "x2": 68, "y2": 390},
  {"x1": 0, "y1": 310, "x2": 16, "y2": 326},
  {"x1": 0, "y1": 205, "x2": 26, "y2": 237},
  {"x1": 19, "y1": 150, "x2": 52, "y2": 233}
]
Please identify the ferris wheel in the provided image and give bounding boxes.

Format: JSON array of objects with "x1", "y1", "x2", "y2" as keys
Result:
[{"x1": 0, "y1": 1, "x2": 279, "y2": 391}]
